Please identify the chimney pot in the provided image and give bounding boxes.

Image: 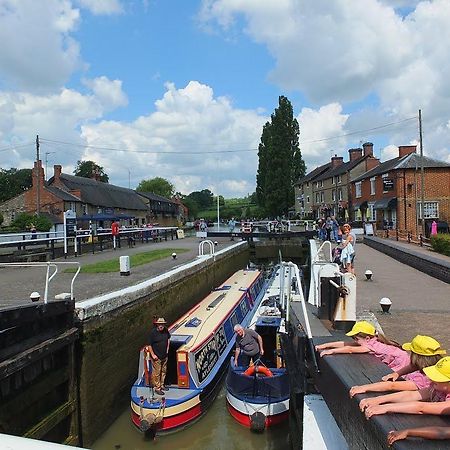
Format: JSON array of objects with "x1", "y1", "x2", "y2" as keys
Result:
[{"x1": 331, "y1": 155, "x2": 344, "y2": 168}]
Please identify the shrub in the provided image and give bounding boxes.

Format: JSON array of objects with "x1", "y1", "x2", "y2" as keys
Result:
[
  {"x1": 11, "y1": 213, "x2": 53, "y2": 232},
  {"x1": 430, "y1": 233, "x2": 450, "y2": 256}
]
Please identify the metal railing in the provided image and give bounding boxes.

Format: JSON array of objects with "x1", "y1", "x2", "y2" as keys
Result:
[{"x1": 0, "y1": 261, "x2": 81, "y2": 303}]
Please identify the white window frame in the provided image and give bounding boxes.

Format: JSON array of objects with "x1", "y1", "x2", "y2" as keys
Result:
[
  {"x1": 332, "y1": 190, "x2": 336, "y2": 201},
  {"x1": 367, "y1": 203, "x2": 376, "y2": 221},
  {"x1": 355, "y1": 182, "x2": 362, "y2": 198},
  {"x1": 306, "y1": 195, "x2": 310, "y2": 203},
  {"x1": 418, "y1": 201, "x2": 439, "y2": 219},
  {"x1": 338, "y1": 188, "x2": 343, "y2": 201},
  {"x1": 370, "y1": 177, "x2": 376, "y2": 195},
  {"x1": 320, "y1": 192, "x2": 324, "y2": 203},
  {"x1": 337, "y1": 175, "x2": 342, "y2": 184},
  {"x1": 315, "y1": 193, "x2": 320, "y2": 203}
]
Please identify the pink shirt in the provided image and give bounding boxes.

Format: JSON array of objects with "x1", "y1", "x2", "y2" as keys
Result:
[
  {"x1": 429, "y1": 388, "x2": 450, "y2": 402},
  {"x1": 405, "y1": 371, "x2": 431, "y2": 390},
  {"x1": 362, "y1": 337, "x2": 410, "y2": 371}
]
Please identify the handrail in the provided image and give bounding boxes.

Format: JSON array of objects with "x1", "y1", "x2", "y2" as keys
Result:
[
  {"x1": 198, "y1": 240, "x2": 215, "y2": 257},
  {"x1": 312, "y1": 240, "x2": 332, "y2": 264},
  {"x1": 289, "y1": 261, "x2": 319, "y2": 372},
  {"x1": 0, "y1": 261, "x2": 81, "y2": 302}
]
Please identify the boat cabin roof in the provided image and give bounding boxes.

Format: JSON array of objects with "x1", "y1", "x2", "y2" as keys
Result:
[{"x1": 169, "y1": 270, "x2": 261, "y2": 353}]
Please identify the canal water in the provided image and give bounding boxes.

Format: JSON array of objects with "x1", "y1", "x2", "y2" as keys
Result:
[{"x1": 92, "y1": 383, "x2": 290, "y2": 450}]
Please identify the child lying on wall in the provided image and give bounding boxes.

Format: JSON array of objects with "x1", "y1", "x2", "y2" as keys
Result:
[
  {"x1": 360, "y1": 356, "x2": 450, "y2": 419},
  {"x1": 316, "y1": 321, "x2": 409, "y2": 372},
  {"x1": 350, "y1": 335, "x2": 445, "y2": 397}
]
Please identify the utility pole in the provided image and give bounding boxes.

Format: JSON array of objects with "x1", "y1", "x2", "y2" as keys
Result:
[
  {"x1": 419, "y1": 110, "x2": 425, "y2": 235},
  {"x1": 36, "y1": 135, "x2": 40, "y2": 215}
]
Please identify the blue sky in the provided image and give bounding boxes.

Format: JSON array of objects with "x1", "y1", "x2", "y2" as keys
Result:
[{"x1": 0, "y1": 0, "x2": 449, "y2": 197}]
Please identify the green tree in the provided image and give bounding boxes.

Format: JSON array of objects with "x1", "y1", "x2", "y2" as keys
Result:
[
  {"x1": 12, "y1": 213, "x2": 52, "y2": 231},
  {"x1": 74, "y1": 160, "x2": 109, "y2": 183},
  {"x1": 177, "y1": 196, "x2": 199, "y2": 219},
  {"x1": 256, "y1": 96, "x2": 306, "y2": 216},
  {"x1": 187, "y1": 189, "x2": 214, "y2": 209},
  {"x1": 137, "y1": 177, "x2": 175, "y2": 199},
  {"x1": 0, "y1": 168, "x2": 33, "y2": 202}
]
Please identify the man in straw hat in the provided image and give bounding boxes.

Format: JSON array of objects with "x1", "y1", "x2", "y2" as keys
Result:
[{"x1": 148, "y1": 317, "x2": 171, "y2": 395}]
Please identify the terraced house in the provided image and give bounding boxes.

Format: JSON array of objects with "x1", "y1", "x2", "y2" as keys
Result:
[
  {"x1": 295, "y1": 143, "x2": 379, "y2": 221},
  {"x1": 351, "y1": 145, "x2": 450, "y2": 236}
]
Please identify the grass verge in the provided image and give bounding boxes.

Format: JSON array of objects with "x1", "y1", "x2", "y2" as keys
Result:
[{"x1": 65, "y1": 248, "x2": 189, "y2": 273}]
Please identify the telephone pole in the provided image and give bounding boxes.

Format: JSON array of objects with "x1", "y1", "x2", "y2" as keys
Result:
[
  {"x1": 418, "y1": 110, "x2": 425, "y2": 235},
  {"x1": 36, "y1": 135, "x2": 40, "y2": 215}
]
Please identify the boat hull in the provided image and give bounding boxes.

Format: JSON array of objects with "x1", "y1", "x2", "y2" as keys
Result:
[{"x1": 226, "y1": 391, "x2": 289, "y2": 428}]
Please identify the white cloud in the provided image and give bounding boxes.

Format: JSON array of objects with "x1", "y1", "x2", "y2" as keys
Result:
[
  {"x1": 80, "y1": 81, "x2": 267, "y2": 196},
  {"x1": 76, "y1": 0, "x2": 123, "y2": 15},
  {"x1": 199, "y1": 0, "x2": 450, "y2": 168},
  {"x1": 0, "y1": 0, "x2": 81, "y2": 93},
  {"x1": 82, "y1": 76, "x2": 128, "y2": 111},
  {"x1": 297, "y1": 103, "x2": 349, "y2": 167}
]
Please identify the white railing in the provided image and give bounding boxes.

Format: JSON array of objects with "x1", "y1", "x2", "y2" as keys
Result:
[
  {"x1": 0, "y1": 261, "x2": 81, "y2": 303},
  {"x1": 198, "y1": 240, "x2": 215, "y2": 257}
]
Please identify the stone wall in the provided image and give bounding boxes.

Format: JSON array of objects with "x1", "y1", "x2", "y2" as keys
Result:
[
  {"x1": 364, "y1": 236, "x2": 450, "y2": 284},
  {"x1": 76, "y1": 244, "x2": 249, "y2": 446}
]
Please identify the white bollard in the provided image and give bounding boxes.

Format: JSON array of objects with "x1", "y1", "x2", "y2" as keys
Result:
[{"x1": 120, "y1": 255, "x2": 130, "y2": 276}]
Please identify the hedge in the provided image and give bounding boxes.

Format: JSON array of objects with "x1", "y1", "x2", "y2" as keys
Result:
[{"x1": 430, "y1": 233, "x2": 450, "y2": 257}]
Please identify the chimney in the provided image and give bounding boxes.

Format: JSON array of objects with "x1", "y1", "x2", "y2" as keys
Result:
[
  {"x1": 348, "y1": 147, "x2": 363, "y2": 161},
  {"x1": 54, "y1": 164, "x2": 62, "y2": 182},
  {"x1": 32, "y1": 160, "x2": 45, "y2": 188},
  {"x1": 363, "y1": 142, "x2": 374, "y2": 157},
  {"x1": 366, "y1": 157, "x2": 380, "y2": 171},
  {"x1": 331, "y1": 154, "x2": 344, "y2": 168},
  {"x1": 398, "y1": 145, "x2": 417, "y2": 158}
]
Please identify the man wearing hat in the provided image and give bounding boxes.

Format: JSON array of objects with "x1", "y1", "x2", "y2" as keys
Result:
[{"x1": 148, "y1": 317, "x2": 171, "y2": 395}]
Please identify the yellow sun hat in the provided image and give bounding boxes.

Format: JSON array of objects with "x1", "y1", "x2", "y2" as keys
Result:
[
  {"x1": 402, "y1": 335, "x2": 446, "y2": 356},
  {"x1": 345, "y1": 321, "x2": 376, "y2": 337},
  {"x1": 424, "y1": 357, "x2": 450, "y2": 383}
]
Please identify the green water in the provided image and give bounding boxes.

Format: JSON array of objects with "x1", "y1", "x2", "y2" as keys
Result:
[{"x1": 92, "y1": 384, "x2": 290, "y2": 450}]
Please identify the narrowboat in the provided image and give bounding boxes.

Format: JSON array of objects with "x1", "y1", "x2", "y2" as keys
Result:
[
  {"x1": 130, "y1": 269, "x2": 266, "y2": 434},
  {"x1": 225, "y1": 263, "x2": 303, "y2": 431}
]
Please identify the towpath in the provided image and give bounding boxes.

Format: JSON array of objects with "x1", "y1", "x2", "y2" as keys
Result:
[
  {"x1": 0, "y1": 235, "x2": 235, "y2": 308},
  {"x1": 355, "y1": 240, "x2": 450, "y2": 350}
]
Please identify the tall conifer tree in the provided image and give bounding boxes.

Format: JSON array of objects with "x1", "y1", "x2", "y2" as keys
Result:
[{"x1": 255, "y1": 96, "x2": 306, "y2": 216}]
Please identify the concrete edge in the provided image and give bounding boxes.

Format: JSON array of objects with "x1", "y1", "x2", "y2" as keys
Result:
[{"x1": 74, "y1": 241, "x2": 248, "y2": 321}]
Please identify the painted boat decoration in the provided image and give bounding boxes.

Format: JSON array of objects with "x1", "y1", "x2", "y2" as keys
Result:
[
  {"x1": 130, "y1": 269, "x2": 266, "y2": 434},
  {"x1": 226, "y1": 263, "x2": 302, "y2": 431}
]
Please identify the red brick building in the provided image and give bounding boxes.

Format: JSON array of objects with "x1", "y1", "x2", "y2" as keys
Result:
[{"x1": 351, "y1": 145, "x2": 450, "y2": 236}]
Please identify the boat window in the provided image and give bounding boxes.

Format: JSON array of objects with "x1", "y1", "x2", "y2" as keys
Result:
[{"x1": 207, "y1": 293, "x2": 226, "y2": 309}]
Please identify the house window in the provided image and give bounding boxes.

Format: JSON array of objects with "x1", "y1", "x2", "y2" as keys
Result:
[
  {"x1": 69, "y1": 202, "x2": 76, "y2": 212},
  {"x1": 355, "y1": 182, "x2": 362, "y2": 198},
  {"x1": 332, "y1": 176, "x2": 335, "y2": 185},
  {"x1": 320, "y1": 192, "x2": 324, "y2": 203},
  {"x1": 370, "y1": 177, "x2": 376, "y2": 195},
  {"x1": 306, "y1": 196, "x2": 310, "y2": 203},
  {"x1": 315, "y1": 193, "x2": 320, "y2": 203},
  {"x1": 338, "y1": 188, "x2": 343, "y2": 201},
  {"x1": 82, "y1": 203, "x2": 88, "y2": 214},
  {"x1": 337, "y1": 175, "x2": 342, "y2": 183},
  {"x1": 332, "y1": 190, "x2": 336, "y2": 201},
  {"x1": 306, "y1": 182, "x2": 309, "y2": 187},
  {"x1": 418, "y1": 202, "x2": 439, "y2": 219}
]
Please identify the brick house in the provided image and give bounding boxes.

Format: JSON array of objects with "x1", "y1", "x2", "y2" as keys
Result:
[
  {"x1": 0, "y1": 161, "x2": 149, "y2": 229},
  {"x1": 350, "y1": 145, "x2": 450, "y2": 235},
  {"x1": 295, "y1": 143, "x2": 379, "y2": 221}
]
